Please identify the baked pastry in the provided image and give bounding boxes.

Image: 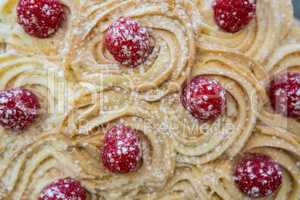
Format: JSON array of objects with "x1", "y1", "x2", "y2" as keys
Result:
[{"x1": 0, "y1": 0, "x2": 299, "y2": 199}]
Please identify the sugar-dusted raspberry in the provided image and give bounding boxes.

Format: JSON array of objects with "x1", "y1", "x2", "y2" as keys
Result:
[
  {"x1": 269, "y1": 72, "x2": 300, "y2": 118},
  {"x1": 233, "y1": 153, "x2": 282, "y2": 198},
  {"x1": 213, "y1": 0, "x2": 256, "y2": 33},
  {"x1": 181, "y1": 75, "x2": 226, "y2": 121},
  {"x1": 101, "y1": 124, "x2": 142, "y2": 173},
  {"x1": 0, "y1": 88, "x2": 40, "y2": 130},
  {"x1": 39, "y1": 178, "x2": 87, "y2": 200},
  {"x1": 104, "y1": 17, "x2": 152, "y2": 67},
  {"x1": 17, "y1": 0, "x2": 65, "y2": 38}
]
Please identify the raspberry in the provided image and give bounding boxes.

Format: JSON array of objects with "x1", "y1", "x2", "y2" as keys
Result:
[
  {"x1": 269, "y1": 72, "x2": 300, "y2": 119},
  {"x1": 181, "y1": 75, "x2": 226, "y2": 121},
  {"x1": 0, "y1": 88, "x2": 40, "y2": 130},
  {"x1": 101, "y1": 124, "x2": 142, "y2": 173},
  {"x1": 233, "y1": 153, "x2": 282, "y2": 198},
  {"x1": 104, "y1": 17, "x2": 152, "y2": 67},
  {"x1": 17, "y1": 0, "x2": 65, "y2": 38},
  {"x1": 213, "y1": 0, "x2": 256, "y2": 33},
  {"x1": 39, "y1": 178, "x2": 87, "y2": 200}
]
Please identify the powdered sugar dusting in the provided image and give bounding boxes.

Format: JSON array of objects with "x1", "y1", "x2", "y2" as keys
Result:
[
  {"x1": 104, "y1": 17, "x2": 152, "y2": 67},
  {"x1": 213, "y1": 0, "x2": 256, "y2": 33},
  {"x1": 233, "y1": 153, "x2": 282, "y2": 198},
  {"x1": 269, "y1": 72, "x2": 300, "y2": 118},
  {"x1": 0, "y1": 88, "x2": 40, "y2": 130},
  {"x1": 39, "y1": 178, "x2": 86, "y2": 200},
  {"x1": 181, "y1": 75, "x2": 226, "y2": 121},
  {"x1": 101, "y1": 124, "x2": 142, "y2": 173},
  {"x1": 17, "y1": 0, "x2": 65, "y2": 38}
]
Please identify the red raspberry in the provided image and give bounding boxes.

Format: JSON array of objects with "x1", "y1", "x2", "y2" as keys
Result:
[
  {"x1": 269, "y1": 72, "x2": 300, "y2": 119},
  {"x1": 213, "y1": 0, "x2": 256, "y2": 33},
  {"x1": 17, "y1": 0, "x2": 65, "y2": 38},
  {"x1": 104, "y1": 17, "x2": 152, "y2": 67},
  {"x1": 233, "y1": 153, "x2": 282, "y2": 198},
  {"x1": 39, "y1": 178, "x2": 87, "y2": 200},
  {"x1": 101, "y1": 124, "x2": 142, "y2": 173},
  {"x1": 0, "y1": 88, "x2": 40, "y2": 130},
  {"x1": 181, "y1": 75, "x2": 226, "y2": 121}
]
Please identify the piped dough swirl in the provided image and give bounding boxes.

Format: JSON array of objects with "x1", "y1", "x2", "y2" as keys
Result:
[
  {"x1": 136, "y1": 165, "x2": 204, "y2": 200},
  {"x1": 0, "y1": 52, "x2": 71, "y2": 134},
  {"x1": 64, "y1": 0, "x2": 196, "y2": 100},
  {"x1": 0, "y1": 53, "x2": 76, "y2": 199},
  {"x1": 194, "y1": 0, "x2": 293, "y2": 65},
  {"x1": 0, "y1": 0, "x2": 299, "y2": 199},
  {"x1": 0, "y1": 83, "x2": 175, "y2": 199},
  {"x1": 193, "y1": 125, "x2": 300, "y2": 200},
  {"x1": 58, "y1": 83, "x2": 175, "y2": 199},
  {"x1": 137, "y1": 124, "x2": 300, "y2": 200},
  {"x1": 159, "y1": 50, "x2": 266, "y2": 165},
  {"x1": 0, "y1": 0, "x2": 80, "y2": 59},
  {"x1": 259, "y1": 44, "x2": 300, "y2": 135}
]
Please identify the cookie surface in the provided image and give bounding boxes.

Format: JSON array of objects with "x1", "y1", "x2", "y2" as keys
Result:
[{"x1": 0, "y1": 0, "x2": 299, "y2": 199}]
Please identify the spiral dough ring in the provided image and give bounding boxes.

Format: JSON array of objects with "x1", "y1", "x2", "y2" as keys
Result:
[
  {"x1": 181, "y1": 126, "x2": 300, "y2": 200},
  {"x1": 64, "y1": 0, "x2": 196, "y2": 101},
  {"x1": 259, "y1": 44, "x2": 300, "y2": 135},
  {"x1": 0, "y1": 52, "x2": 71, "y2": 133},
  {"x1": 0, "y1": 52, "x2": 76, "y2": 199},
  {"x1": 0, "y1": 0, "x2": 80, "y2": 58},
  {"x1": 59, "y1": 82, "x2": 175, "y2": 199},
  {"x1": 194, "y1": 0, "x2": 293, "y2": 65},
  {"x1": 160, "y1": 50, "x2": 266, "y2": 165}
]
